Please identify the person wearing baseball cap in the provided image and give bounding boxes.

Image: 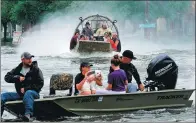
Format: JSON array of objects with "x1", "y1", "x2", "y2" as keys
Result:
[
  {"x1": 121, "y1": 50, "x2": 144, "y2": 92},
  {"x1": 109, "y1": 50, "x2": 144, "y2": 92},
  {"x1": 67, "y1": 62, "x2": 102, "y2": 96},
  {"x1": 82, "y1": 21, "x2": 94, "y2": 40},
  {"x1": 2, "y1": 52, "x2": 44, "y2": 121}
]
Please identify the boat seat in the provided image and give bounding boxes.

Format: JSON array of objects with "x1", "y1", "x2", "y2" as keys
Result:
[{"x1": 49, "y1": 73, "x2": 73, "y2": 95}]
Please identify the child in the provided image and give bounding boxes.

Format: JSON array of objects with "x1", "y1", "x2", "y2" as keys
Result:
[
  {"x1": 96, "y1": 55, "x2": 128, "y2": 94},
  {"x1": 77, "y1": 70, "x2": 102, "y2": 95}
]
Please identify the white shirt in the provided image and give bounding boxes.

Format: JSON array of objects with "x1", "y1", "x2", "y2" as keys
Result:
[{"x1": 80, "y1": 81, "x2": 96, "y2": 92}]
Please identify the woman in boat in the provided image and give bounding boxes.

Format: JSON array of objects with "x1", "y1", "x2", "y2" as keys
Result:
[
  {"x1": 110, "y1": 33, "x2": 120, "y2": 51},
  {"x1": 103, "y1": 32, "x2": 117, "y2": 51},
  {"x1": 96, "y1": 55, "x2": 128, "y2": 94},
  {"x1": 76, "y1": 70, "x2": 103, "y2": 95}
]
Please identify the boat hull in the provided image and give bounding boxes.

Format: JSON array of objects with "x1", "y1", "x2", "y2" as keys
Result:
[
  {"x1": 75, "y1": 40, "x2": 112, "y2": 53},
  {"x1": 5, "y1": 89, "x2": 195, "y2": 119}
]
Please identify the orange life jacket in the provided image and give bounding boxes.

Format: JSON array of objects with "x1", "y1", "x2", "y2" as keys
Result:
[{"x1": 110, "y1": 40, "x2": 117, "y2": 50}]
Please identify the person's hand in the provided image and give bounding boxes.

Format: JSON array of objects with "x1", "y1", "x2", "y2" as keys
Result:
[
  {"x1": 85, "y1": 71, "x2": 90, "y2": 78},
  {"x1": 21, "y1": 88, "x2": 24, "y2": 94},
  {"x1": 139, "y1": 83, "x2": 145, "y2": 91},
  {"x1": 20, "y1": 77, "x2": 25, "y2": 82}
]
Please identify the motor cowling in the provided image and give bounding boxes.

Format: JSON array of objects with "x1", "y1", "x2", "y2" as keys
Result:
[{"x1": 145, "y1": 54, "x2": 178, "y2": 90}]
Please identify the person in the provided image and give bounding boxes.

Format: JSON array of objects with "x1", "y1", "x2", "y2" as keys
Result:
[
  {"x1": 110, "y1": 50, "x2": 144, "y2": 92},
  {"x1": 76, "y1": 70, "x2": 102, "y2": 95},
  {"x1": 79, "y1": 35, "x2": 86, "y2": 40},
  {"x1": 95, "y1": 24, "x2": 112, "y2": 37},
  {"x1": 82, "y1": 22, "x2": 94, "y2": 40},
  {"x1": 111, "y1": 33, "x2": 121, "y2": 52},
  {"x1": 103, "y1": 32, "x2": 111, "y2": 42},
  {"x1": 96, "y1": 55, "x2": 128, "y2": 94},
  {"x1": 70, "y1": 31, "x2": 80, "y2": 50},
  {"x1": 67, "y1": 62, "x2": 102, "y2": 96},
  {"x1": 1, "y1": 52, "x2": 44, "y2": 121}
]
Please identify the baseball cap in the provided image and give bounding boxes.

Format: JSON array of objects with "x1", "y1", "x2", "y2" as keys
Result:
[
  {"x1": 21, "y1": 52, "x2": 34, "y2": 59},
  {"x1": 80, "y1": 62, "x2": 93, "y2": 68},
  {"x1": 86, "y1": 22, "x2": 90, "y2": 25},
  {"x1": 122, "y1": 50, "x2": 137, "y2": 60}
]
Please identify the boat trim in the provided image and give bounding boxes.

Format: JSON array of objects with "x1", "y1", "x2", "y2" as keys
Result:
[{"x1": 67, "y1": 104, "x2": 187, "y2": 112}]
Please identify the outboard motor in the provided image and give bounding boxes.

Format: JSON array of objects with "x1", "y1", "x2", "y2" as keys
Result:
[{"x1": 144, "y1": 54, "x2": 178, "y2": 91}]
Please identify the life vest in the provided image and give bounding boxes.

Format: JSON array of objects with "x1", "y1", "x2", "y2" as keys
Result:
[{"x1": 109, "y1": 39, "x2": 117, "y2": 51}]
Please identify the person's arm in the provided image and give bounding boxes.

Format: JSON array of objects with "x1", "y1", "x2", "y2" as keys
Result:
[
  {"x1": 106, "y1": 74, "x2": 113, "y2": 90},
  {"x1": 4, "y1": 68, "x2": 20, "y2": 83},
  {"x1": 122, "y1": 70, "x2": 128, "y2": 90},
  {"x1": 131, "y1": 64, "x2": 144, "y2": 91},
  {"x1": 106, "y1": 84, "x2": 112, "y2": 90},
  {"x1": 24, "y1": 68, "x2": 44, "y2": 92},
  {"x1": 76, "y1": 77, "x2": 88, "y2": 91},
  {"x1": 114, "y1": 40, "x2": 119, "y2": 48}
]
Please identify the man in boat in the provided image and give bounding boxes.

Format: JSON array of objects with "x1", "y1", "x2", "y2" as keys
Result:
[
  {"x1": 70, "y1": 30, "x2": 80, "y2": 50},
  {"x1": 95, "y1": 24, "x2": 112, "y2": 37},
  {"x1": 67, "y1": 62, "x2": 103, "y2": 96},
  {"x1": 109, "y1": 50, "x2": 144, "y2": 92},
  {"x1": 81, "y1": 22, "x2": 94, "y2": 40},
  {"x1": 1, "y1": 52, "x2": 44, "y2": 121}
]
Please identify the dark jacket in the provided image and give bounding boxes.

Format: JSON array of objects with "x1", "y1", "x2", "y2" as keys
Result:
[
  {"x1": 82, "y1": 27, "x2": 93, "y2": 40},
  {"x1": 109, "y1": 63, "x2": 141, "y2": 86},
  {"x1": 4, "y1": 61, "x2": 44, "y2": 97},
  {"x1": 70, "y1": 35, "x2": 78, "y2": 50}
]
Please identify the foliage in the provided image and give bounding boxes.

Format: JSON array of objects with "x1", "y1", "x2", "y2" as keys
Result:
[
  {"x1": 1, "y1": 1, "x2": 191, "y2": 26},
  {"x1": 1, "y1": 0, "x2": 17, "y2": 24},
  {"x1": 9, "y1": 0, "x2": 73, "y2": 25}
]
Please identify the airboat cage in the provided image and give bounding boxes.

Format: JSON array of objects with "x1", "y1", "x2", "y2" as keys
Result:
[{"x1": 74, "y1": 14, "x2": 120, "y2": 39}]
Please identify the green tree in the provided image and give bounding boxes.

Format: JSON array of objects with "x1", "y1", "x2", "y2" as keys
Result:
[
  {"x1": 10, "y1": 0, "x2": 73, "y2": 32},
  {"x1": 1, "y1": 0, "x2": 17, "y2": 41}
]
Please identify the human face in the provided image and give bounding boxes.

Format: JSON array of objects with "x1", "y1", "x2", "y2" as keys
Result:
[
  {"x1": 22, "y1": 58, "x2": 32, "y2": 67},
  {"x1": 104, "y1": 34, "x2": 108, "y2": 38},
  {"x1": 76, "y1": 33, "x2": 79, "y2": 37},
  {"x1": 102, "y1": 25, "x2": 107, "y2": 29},
  {"x1": 82, "y1": 66, "x2": 91, "y2": 74},
  {"x1": 112, "y1": 34, "x2": 117, "y2": 39},
  {"x1": 122, "y1": 56, "x2": 132, "y2": 63}
]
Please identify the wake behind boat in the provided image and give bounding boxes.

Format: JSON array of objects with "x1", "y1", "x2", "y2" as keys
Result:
[{"x1": 4, "y1": 54, "x2": 195, "y2": 121}]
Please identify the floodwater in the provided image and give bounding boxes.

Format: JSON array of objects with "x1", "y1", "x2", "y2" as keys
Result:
[
  {"x1": 1, "y1": 36, "x2": 195, "y2": 122},
  {"x1": 1, "y1": 2, "x2": 195, "y2": 120}
]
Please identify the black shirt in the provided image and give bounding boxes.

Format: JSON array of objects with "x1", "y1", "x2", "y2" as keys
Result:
[
  {"x1": 109, "y1": 63, "x2": 141, "y2": 86},
  {"x1": 69, "y1": 72, "x2": 84, "y2": 95}
]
